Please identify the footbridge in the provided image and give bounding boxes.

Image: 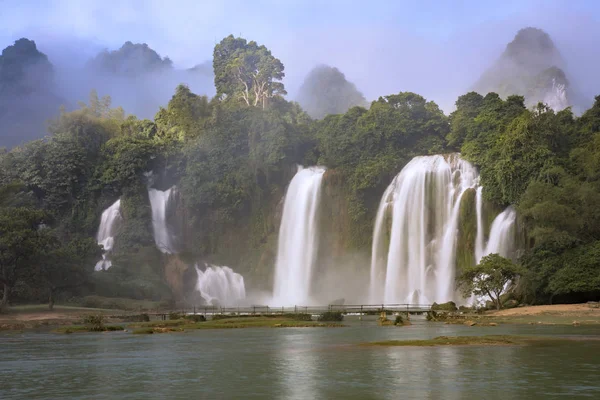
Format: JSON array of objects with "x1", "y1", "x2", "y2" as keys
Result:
[{"x1": 164, "y1": 303, "x2": 432, "y2": 317}]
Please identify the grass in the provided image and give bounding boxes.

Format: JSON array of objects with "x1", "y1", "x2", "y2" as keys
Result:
[
  {"x1": 363, "y1": 335, "x2": 542, "y2": 347},
  {"x1": 359, "y1": 335, "x2": 600, "y2": 347},
  {"x1": 55, "y1": 325, "x2": 125, "y2": 334},
  {"x1": 129, "y1": 316, "x2": 345, "y2": 333}
]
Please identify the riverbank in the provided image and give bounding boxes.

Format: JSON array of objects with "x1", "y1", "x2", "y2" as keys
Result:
[
  {"x1": 4, "y1": 302, "x2": 600, "y2": 331},
  {"x1": 484, "y1": 303, "x2": 600, "y2": 325},
  {"x1": 362, "y1": 334, "x2": 600, "y2": 347}
]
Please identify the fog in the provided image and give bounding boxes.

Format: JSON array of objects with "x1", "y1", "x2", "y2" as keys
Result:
[{"x1": 2, "y1": 0, "x2": 600, "y2": 124}]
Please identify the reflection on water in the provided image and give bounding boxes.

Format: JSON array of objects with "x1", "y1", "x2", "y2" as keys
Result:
[
  {"x1": 273, "y1": 331, "x2": 318, "y2": 400},
  {"x1": 1, "y1": 322, "x2": 600, "y2": 399}
]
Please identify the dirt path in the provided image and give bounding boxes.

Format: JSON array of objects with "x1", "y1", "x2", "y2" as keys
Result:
[{"x1": 491, "y1": 303, "x2": 600, "y2": 316}]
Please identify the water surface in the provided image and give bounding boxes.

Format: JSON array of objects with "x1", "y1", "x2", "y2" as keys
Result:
[{"x1": 2, "y1": 318, "x2": 600, "y2": 399}]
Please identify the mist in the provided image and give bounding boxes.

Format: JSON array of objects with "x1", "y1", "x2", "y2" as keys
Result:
[{"x1": 2, "y1": 0, "x2": 600, "y2": 133}]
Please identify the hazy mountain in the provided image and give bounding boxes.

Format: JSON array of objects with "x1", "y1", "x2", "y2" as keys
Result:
[
  {"x1": 0, "y1": 38, "x2": 64, "y2": 148},
  {"x1": 296, "y1": 65, "x2": 369, "y2": 119},
  {"x1": 473, "y1": 27, "x2": 585, "y2": 112}
]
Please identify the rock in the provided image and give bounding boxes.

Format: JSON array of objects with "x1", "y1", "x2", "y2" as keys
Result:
[
  {"x1": 464, "y1": 320, "x2": 477, "y2": 326},
  {"x1": 573, "y1": 321, "x2": 580, "y2": 326},
  {"x1": 273, "y1": 324, "x2": 282, "y2": 327},
  {"x1": 488, "y1": 323, "x2": 498, "y2": 326},
  {"x1": 431, "y1": 301, "x2": 458, "y2": 312}
]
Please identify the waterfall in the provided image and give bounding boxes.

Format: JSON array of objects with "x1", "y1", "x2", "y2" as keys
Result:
[
  {"x1": 272, "y1": 166, "x2": 326, "y2": 306},
  {"x1": 369, "y1": 154, "x2": 480, "y2": 304},
  {"x1": 195, "y1": 264, "x2": 246, "y2": 306},
  {"x1": 477, "y1": 207, "x2": 517, "y2": 261},
  {"x1": 544, "y1": 78, "x2": 569, "y2": 111},
  {"x1": 148, "y1": 187, "x2": 177, "y2": 254},
  {"x1": 94, "y1": 199, "x2": 122, "y2": 271},
  {"x1": 475, "y1": 187, "x2": 485, "y2": 260}
]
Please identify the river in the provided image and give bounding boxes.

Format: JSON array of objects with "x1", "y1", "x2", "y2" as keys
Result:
[{"x1": 1, "y1": 317, "x2": 600, "y2": 399}]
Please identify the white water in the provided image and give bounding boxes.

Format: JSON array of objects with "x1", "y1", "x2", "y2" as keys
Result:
[
  {"x1": 370, "y1": 154, "x2": 519, "y2": 305},
  {"x1": 94, "y1": 199, "x2": 122, "y2": 271},
  {"x1": 476, "y1": 207, "x2": 517, "y2": 262},
  {"x1": 544, "y1": 78, "x2": 569, "y2": 111},
  {"x1": 195, "y1": 264, "x2": 246, "y2": 306},
  {"x1": 148, "y1": 187, "x2": 177, "y2": 254},
  {"x1": 272, "y1": 166, "x2": 326, "y2": 306}
]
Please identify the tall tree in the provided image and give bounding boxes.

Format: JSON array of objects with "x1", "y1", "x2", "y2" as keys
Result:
[
  {"x1": 213, "y1": 35, "x2": 286, "y2": 108},
  {"x1": 457, "y1": 254, "x2": 525, "y2": 310},
  {"x1": 0, "y1": 207, "x2": 47, "y2": 311}
]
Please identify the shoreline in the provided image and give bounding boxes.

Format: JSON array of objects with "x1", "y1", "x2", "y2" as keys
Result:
[{"x1": 3, "y1": 303, "x2": 600, "y2": 332}]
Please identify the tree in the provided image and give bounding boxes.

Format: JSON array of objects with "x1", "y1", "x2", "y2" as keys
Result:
[
  {"x1": 213, "y1": 35, "x2": 286, "y2": 108},
  {"x1": 457, "y1": 254, "x2": 525, "y2": 310},
  {"x1": 31, "y1": 233, "x2": 100, "y2": 310},
  {"x1": 0, "y1": 207, "x2": 47, "y2": 311}
]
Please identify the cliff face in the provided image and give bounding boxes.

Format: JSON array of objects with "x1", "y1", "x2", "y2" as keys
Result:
[{"x1": 473, "y1": 27, "x2": 580, "y2": 111}]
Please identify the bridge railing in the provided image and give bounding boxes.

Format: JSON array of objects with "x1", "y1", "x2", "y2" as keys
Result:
[{"x1": 156, "y1": 303, "x2": 432, "y2": 316}]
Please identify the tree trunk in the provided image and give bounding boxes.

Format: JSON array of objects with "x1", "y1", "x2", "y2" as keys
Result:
[
  {"x1": 0, "y1": 283, "x2": 9, "y2": 312},
  {"x1": 48, "y1": 289, "x2": 55, "y2": 311},
  {"x1": 495, "y1": 297, "x2": 501, "y2": 310}
]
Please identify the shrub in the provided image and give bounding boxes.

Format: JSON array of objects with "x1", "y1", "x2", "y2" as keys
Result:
[
  {"x1": 83, "y1": 314, "x2": 105, "y2": 331},
  {"x1": 318, "y1": 312, "x2": 344, "y2": 322},
  {"x1": 431, "y1": 301, "x2": 458, "y2": 311},
  {"x1": 394, "y1": 315, "x2": 404, "y2": 325},
  {"x1": 184, "y1": 314, "x2": 206, "y2": 322},
  {"x1": 168, "y1": 312, "x2": 182, "y2": 320}
]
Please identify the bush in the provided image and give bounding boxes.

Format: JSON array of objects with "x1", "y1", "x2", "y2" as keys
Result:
[
  {"x1": 394, "y1": 315, "x2": 404, "y2": 325},
  {"x1": 431, "y1": 301, "x2": 458, "y2": 311},
  {"x1": 168, "y1": 312, "x2": 182, "y2": 320},
  {"x1": 83, "y1": 314, "x2": 105, "y2": 331},
  {"x1": 120, "y1": 313, "x2": 150, "y2": 322},
  {"x1": 318, "y1": 312, "x2": 344, "y2": 322},
  {"x1": 184, "y1": 314, "x2": 206, "y2": 322}
]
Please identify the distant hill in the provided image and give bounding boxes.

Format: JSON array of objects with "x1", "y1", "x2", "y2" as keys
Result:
[
  {"x1": 296, "y1": 65, "x2": 369, "y2": 119},
  {"x1": 473, "y1": 27, "x2": 585, "y2": 112},
  {"x1": 0, "y1": 38, "x2": 64, "y2": 148}
]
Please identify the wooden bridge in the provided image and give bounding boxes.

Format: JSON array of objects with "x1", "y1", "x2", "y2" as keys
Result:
[{"x1": 147, "y1": 303, "x2": 433, "y2": 320}]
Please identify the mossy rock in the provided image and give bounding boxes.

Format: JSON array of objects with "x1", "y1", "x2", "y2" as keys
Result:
[{"x1": 431, "y1": 301, "x2": 458, "y2": 311}]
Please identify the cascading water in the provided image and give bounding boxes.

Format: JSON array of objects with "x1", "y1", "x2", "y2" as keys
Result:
[
  {"x1": 370, "y1": 153, "x2": 519, "y2": 304},
  {"x1": 369, "y1": 154, "x2": 479, "y2": 304},
  {"x1": 94, "y1": 199, "x2": 122, "y2": 271},
  {"x1": 476, "y1": 207, "x2": 517, "y2": 262},
  {"x1": 148, "y1": 187, "x2": 177, "y2": 254},
  {"x1": 195, "y1": 264, "x2": 246, "y2": 306},
  {"x1": 544, "y1": 78, "x2": 569, "y2": 111},
  {"x1": 272, "y1": 166, "x2": 326, "y2": 306}
]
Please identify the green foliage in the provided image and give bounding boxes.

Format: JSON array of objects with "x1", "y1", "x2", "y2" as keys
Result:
[
  {"x1": 457, "y1": 254, "x2": 525, "y2": 310},
  {"x1": 213, "y1": 35, "x2": 286, "y2": 108},
  {"x1": 318, "y1": 311, "x2": 344, "y2": 321},
  {"x1": 431, "y1": 301, "x2": 458, "y2": 311},
  {"x1": 83, "y1": 314, "x2": 105, "y2": 331},
  {"x1": 184, "y1": 314, "x2": 207, "y2": 322},
  {"x1": 2, "y1": 32, "x2": 600, "y2": 309}
]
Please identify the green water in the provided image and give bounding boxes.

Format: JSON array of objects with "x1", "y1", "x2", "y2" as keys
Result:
[{"x1": 2, "y1": 317, "x2": 600, "y2": 399}]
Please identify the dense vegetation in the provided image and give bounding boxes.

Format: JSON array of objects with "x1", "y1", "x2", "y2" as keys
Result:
[{"x1": 1, "y1": 30, "x2": 599, "y2": 310}]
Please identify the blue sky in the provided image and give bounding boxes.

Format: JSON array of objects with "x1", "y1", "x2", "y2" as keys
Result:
[{"x1": 2, "y1": 0, "x2": 600, "y2": 109}]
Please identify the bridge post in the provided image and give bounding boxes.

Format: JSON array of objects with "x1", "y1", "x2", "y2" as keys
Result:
[
  {"x1": 294, "y1": 305, "x2": 297, "y2": 314},
  {"x1": 406, "y1": 304, "x2": 410, "y2": 321}
]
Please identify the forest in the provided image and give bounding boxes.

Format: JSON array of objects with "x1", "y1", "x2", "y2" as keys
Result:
[{"x1": 1, "y1": 31, "x2": 600, "y2": 311}]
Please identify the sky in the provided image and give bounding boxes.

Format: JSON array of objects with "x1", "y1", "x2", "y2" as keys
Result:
[{"x1": 2, "y1": 0, "x2": 600, "y2": 111}]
